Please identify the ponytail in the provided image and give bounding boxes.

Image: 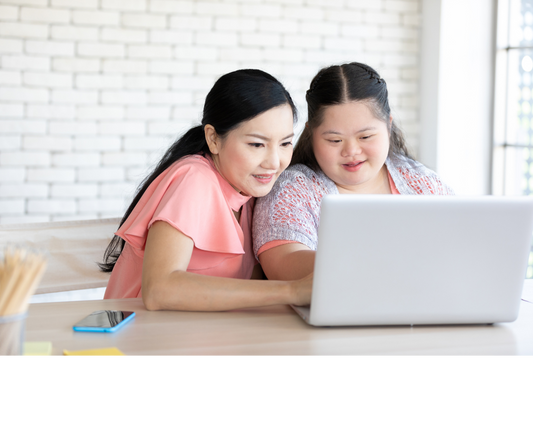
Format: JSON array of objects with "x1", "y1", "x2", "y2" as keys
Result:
[
  {"x1": 99, "y1": 126, "x2": 209, "y2": 272},
  {"x1": 389, "y1": 120, "x2": 412, "y2": 159},
  {"x1": 291, "y1": 125, "x2": 319, "y2": 170}
]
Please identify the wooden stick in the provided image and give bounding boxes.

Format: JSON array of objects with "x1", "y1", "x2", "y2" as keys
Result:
[
  {"x1": 0, "y1": 263, "x2": 6, "y2": 313},
  {"x1": 0, "y1": 263, "x2": 5, "y2": 309},
  {"x1": 0, "y1": 248, "x2": 47, "y2": 317},
  {"x1": 5, "y1": 253, "x2": 36, "y2": 314},
  {"x1": 12, "y1": 254, "x2": 47, "y2": 315},
  {"x1": 11, "y1": 252, "x2": 46, "y2": 315},
  {"x1": 0, "y1": 250, "x2": 24, "y2": 315}
]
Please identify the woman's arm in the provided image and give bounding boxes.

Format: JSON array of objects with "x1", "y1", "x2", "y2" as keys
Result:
[
  {"x1": 141, "y1": 221, "x2": 311, "y2": 311},
  {"x1": 258, "y1": 243, "x2": 316, "y2": 281}
]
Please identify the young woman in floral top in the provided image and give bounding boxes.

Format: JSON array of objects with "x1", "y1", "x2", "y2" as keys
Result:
[{"x1": 253, "y1": 62, "x2": 454, "y2": 281}]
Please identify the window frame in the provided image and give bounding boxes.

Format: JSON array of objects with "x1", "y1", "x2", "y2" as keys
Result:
[{"x1": 493, "y1": 0, "x2": 533, "y2": 277}]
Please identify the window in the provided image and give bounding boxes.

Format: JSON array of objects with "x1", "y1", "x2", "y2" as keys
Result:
[{"x1": 494, "y1": 0, "x2": 533, "y2": 277}]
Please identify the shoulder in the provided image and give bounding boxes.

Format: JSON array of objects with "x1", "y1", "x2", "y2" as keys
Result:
[
  {"x1": 157, "y1": 155, "x2": 220, "y2": 197},
  {"x1": 166, "y1": 154, "x2": 217, "y2": 182},
  {"x1": 273, "y1": 164, "x2": 337, "y2": 196},
  {"x1": 255, "y1": 164, "x2": 335, "y2": 219},
  {"x1": 386, "y1": 154, "x2": 455, "y2": 195},
  {"x1": 137, "y1": 155, "x2": 222, "y2": 214},
  {"x1": 253, "y1": 165, "x2": 326, "y2": 254}
]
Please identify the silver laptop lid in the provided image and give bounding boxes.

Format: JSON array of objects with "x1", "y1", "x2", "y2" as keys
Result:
[{"x1": 307, "y1": 195, "x2": 533, "y2": 326}]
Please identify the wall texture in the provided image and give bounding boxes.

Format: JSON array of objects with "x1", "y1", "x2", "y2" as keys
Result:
[{"x1": 0, "y1": 0, "x2": 421, "y2": 224}]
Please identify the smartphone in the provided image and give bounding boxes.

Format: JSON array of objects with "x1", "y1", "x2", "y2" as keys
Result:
[{"x1": 73, "y1": 310, "x2": 135, "y2": 333}]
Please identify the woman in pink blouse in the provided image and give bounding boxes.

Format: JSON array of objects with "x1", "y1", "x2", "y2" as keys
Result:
[
  {"x1": 101, "y1": 69, "x2": 312, "y2": 311},
  {"x1": 253, "y1": 62, "x2": 454, "y2": 281}
]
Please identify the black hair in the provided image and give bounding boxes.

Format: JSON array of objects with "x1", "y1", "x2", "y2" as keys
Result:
[
  {"x1": 291, "y1": 62, "x2": 412, "y2": 171},
  {"x1": 100, "y1": 69, "x2": 297, "y2": 272}
]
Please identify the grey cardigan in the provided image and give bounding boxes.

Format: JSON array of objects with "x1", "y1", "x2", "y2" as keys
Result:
[{"x1": 252, "y1": 153, "x2": 454, "y2": 258}]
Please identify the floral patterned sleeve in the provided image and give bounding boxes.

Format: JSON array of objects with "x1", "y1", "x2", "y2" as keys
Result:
[{"x1": 252, "y1": 164, "x2": 337, "y2": 258}]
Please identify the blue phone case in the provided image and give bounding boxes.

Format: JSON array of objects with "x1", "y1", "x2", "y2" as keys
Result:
[{"x1": 73, "y1": 311, "x2": 135, "y2": 333}]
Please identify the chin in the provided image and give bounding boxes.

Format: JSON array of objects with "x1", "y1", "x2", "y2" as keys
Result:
[
  {"x1": 248, "y1": 190, "x2": 267, "y2": 198},
  {"x1": 345, "y1": 173, "x2": 367, "y2": 182},
  {"x1": 249, "y1": 186, "x2": 274, "y2": 198}
]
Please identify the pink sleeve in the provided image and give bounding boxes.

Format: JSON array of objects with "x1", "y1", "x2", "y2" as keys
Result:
[
  {"x1": 117, "y1": 157, "x2": 245, "y2": 257},
  {"x1": 257, "y1": 240, "x2": 299, "y2": 256},
  {"x1": 253, "y1": 168, "x2": 328, "y2": 256}
]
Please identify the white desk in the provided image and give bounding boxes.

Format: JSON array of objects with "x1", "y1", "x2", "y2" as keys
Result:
[{"x1": 22, "y1": 280, "x2": 533, "y2": 355}]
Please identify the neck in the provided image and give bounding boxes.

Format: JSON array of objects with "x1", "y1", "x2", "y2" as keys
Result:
[{"x1": 210, "y1": 153, "x2": 242, "y2": 194}]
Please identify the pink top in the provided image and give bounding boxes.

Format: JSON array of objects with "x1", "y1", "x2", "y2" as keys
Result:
[{"x1": 104, "y1": 155, "x2": 255, "y2": 299}]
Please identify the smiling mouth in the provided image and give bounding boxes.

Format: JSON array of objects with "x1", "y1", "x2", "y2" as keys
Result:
[
  {"x1": 342, "y1": 161, "x2": 365, "y2": 171},
  {"x1": 252, "y1": 174, "x2": 274, "y2": 183}
]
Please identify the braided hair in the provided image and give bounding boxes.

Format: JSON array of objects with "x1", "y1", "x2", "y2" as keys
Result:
[{"x1": 292, "y1": 62, "x2": 411, "y2": 171}]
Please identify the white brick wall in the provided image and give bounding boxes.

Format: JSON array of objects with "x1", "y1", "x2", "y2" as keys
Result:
[{"x1": 0, "y1": 0, "x2": 421, "y2": 224}]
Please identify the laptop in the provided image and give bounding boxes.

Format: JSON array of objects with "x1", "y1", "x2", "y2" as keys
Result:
[{"x1": 292, "y1": 195, "x2": 533, "y2": 326}]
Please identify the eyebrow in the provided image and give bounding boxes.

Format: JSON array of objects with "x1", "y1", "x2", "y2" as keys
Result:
[
  {"x1": 245, "y1": 133, "x2": 294, "y2": 141},
  {"x1": 322, "y1": 127, "x2": 376, "y2": 135}
]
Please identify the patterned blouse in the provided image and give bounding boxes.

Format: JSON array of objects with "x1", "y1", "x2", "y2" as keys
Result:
[{"x1": 252, "y1": 153, "x2": 454, "y2": 258}]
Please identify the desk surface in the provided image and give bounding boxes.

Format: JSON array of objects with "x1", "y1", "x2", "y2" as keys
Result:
[{"x1": 24, "y1": 280, "x2": 533, "y2": 355}]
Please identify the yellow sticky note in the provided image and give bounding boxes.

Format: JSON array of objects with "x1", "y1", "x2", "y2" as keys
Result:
[
  {"x1": 63, "y1": 348, "x2": 126, "y2": 360},
  {"x1": 24, "y1": 342, "x2": 53, "y2": 356}
]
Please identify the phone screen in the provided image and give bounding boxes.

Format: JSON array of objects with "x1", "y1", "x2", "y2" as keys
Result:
[{"x1": 73, "y1": 310, "x2": 135, "y2": 332}]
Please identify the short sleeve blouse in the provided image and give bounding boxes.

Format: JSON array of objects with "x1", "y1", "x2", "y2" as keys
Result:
[
  {"x1": 252, "y1": 155, "x2": 454, "y2": 258},
  {"x1": 104, "y1": 155, "x2": 255, "y2": 299}
]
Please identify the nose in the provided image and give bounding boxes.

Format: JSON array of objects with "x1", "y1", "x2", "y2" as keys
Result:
[
  {"x1": 341, "y1": 139, "x2": 362, "y2": 157},
  {"x1": 262, "y1": 146, "x2": 281, "y2": 170}
]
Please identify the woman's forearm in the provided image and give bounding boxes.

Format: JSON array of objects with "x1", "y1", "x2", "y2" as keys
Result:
[
  {"x1": 142, "y1": 270, "x2": 309, "y2": 311},
  {"x1": 141, "y1": 221, "x2": 311, "y2": 311}
]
